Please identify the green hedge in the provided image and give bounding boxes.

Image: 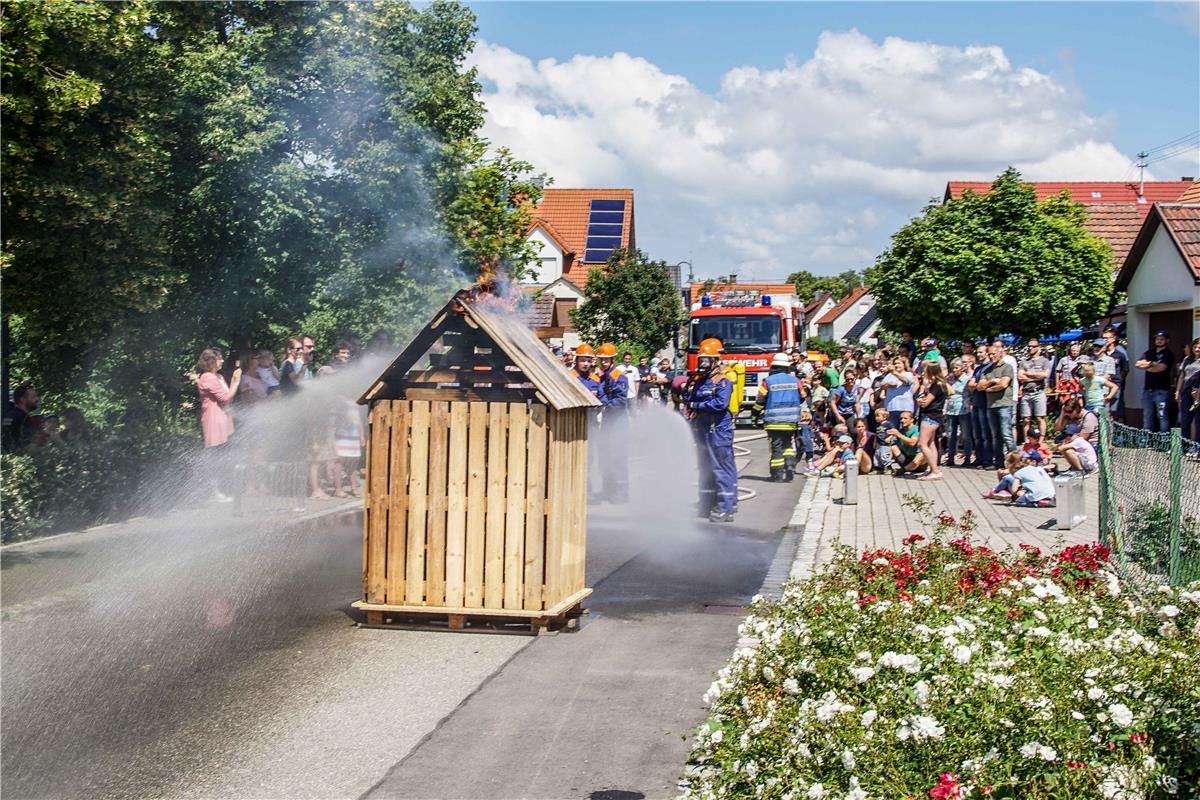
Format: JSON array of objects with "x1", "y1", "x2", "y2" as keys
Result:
[{"x1": 1, "y1": 427, "x2": 191, "y2": 543}]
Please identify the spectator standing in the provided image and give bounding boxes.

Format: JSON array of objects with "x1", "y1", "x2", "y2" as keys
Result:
[
  {"x1": 195, "y1": 349, "x2": 241, "y2": 503},
  {"x1": 1079, "y1": 362, "x2": 1117, "y2": 414},
  {"x1": 830, "y1": 367, "x2": 858, "y2": 429},
  {"x1": 237, "y1": 350, "x2": 269, "y2": 403},
  {"x1": 1102, "y1": 327, "x2": 1129, "y2": 419},
  {"x1": 915, "y1": 359, "x2": 951, "y2": 480},
  {"x1": 3, "y1": 384, "x2": 40, "y2": 452},
  {"x1": 280, "y1": 337, "x2": 311, "y2": 395},
  {"x1": 881, "y1": 356, "x2": 915, "y2": 430},
  {"x1": 1018, "y1": 337, "x2": 1052, "y2": 439},
  {"x1": 968, "y1": 348, "x2": 994, "y2": 467},
  {"x1": 256, "y1": 349, "x2": 281, "y2": 395},
  {"x1": 945, "y1": 358, "x2": 972, "y2": 466},
  {"x1": 1135, "y1": 331, "x2": 1175, "y2": 432},
  {"x1": 635, "y1": 356, "x2": 653, "y2": 404},
  {"x1": 897, "y1": 332, "x2": 917, "y2": 368},
  {"x1": 981, "y1": 340, "x2": 1016, "y2": 466},
  {"x1": 1177, "y1": 336, "x2": 1200, "y2": 440},
  {"x1": 60, "y1": 407, "x2": 91, "y2": 443},
  {"x1": 620, "y1": 352, "x2": 640, "y2": 405}
]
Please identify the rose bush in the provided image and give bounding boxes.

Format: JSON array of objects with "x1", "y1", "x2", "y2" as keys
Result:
[{"x1": 682, "y1": 511, "x2": 1200, "y2": 799}]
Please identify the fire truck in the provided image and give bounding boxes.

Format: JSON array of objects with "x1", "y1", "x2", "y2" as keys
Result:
[{"x1": 686, "y1": 289, "x2": 806, "y2": 412}]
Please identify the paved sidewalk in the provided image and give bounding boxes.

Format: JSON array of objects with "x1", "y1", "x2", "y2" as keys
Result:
[{"x1": 813, "y1": 466, "x2": 1099, "y2": 563}]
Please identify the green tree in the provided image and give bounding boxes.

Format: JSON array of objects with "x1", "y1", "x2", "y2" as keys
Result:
[
  {"x1": 867, "y1": 167, "x2": 1112, "y2": 342},
  {"x1": 2, "y1": 0, "x2": 545, "y2": 404},
  {"x1": 787, "y1": 269, "x2": 863, "y2": 301},
  {"x1": 571, "y1": 248, "x2": 685, "y2": 357}
]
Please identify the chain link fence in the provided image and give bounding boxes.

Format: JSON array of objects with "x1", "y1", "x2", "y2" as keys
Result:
[{"x1": 1099, "y1": 415, "x2": 1200, "y2": 593}]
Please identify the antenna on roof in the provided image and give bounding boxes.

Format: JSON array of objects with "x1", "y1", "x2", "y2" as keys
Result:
[{"x1": 1136, "y1": 151, "x2": 1148, "y2": 201}]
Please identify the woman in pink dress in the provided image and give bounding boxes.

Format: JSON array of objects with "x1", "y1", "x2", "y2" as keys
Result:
[{"x1": 196, "y1": 348, "x2": 242, "y2": 448}]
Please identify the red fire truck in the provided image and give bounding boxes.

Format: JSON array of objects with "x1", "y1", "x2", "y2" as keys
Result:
[{"x1": 686, "y1": 290, "x2": 806, "y2": 411}]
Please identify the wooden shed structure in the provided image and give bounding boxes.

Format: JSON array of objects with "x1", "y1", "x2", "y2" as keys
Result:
[{"x1": 352, "y1": 289, "x2": 600, "y2": 631}]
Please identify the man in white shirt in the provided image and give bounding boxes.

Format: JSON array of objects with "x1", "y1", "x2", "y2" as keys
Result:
[{"x1": 620, "y1": 351, "x2": 640, "y2": 403}]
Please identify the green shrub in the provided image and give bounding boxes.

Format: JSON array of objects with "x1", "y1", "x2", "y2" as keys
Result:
[
  {"x1": 1, "y1": 424, "x2": 191, "y2": 543},
  {"x1": 682, "y1": 513, "x2": 1200, "y2": 799}
]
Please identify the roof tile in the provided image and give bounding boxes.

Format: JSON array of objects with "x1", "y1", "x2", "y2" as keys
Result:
[
  {"x1": 1082, "y1": 203, "x2": 1143, "y2": 265},
  {"x1": 944, "y1": 180, "x2": 1194, "y2": 220},
  {"x1": 1159, "y1": 204, "x2": 1200, "y2": 280},
  {"x1": 529, "y1": 189, "x2": 635, "y2": 284}
]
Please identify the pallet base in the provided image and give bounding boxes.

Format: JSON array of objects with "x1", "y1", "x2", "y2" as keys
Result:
[{"x1": 352, "y1": 588, "x2": 591, "y2": 635}]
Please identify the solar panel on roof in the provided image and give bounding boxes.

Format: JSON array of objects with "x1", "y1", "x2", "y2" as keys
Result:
[{"x1": 584, "y1": 198, "x2": 627, "y2": 263}]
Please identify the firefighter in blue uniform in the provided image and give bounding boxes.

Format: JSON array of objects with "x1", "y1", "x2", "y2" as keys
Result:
[
  {"x1": 573, "y1": 343, "x2": 601, "y2": 396},
  {"x1": 684, "y1": 337, "x2": 738, "y2": 522},
  {"x1": 594, "y1": 342, "x2": 630, "y2": 503},
  {"x1": 751, "y1": 353, "x2": 802, "y2": 482}
]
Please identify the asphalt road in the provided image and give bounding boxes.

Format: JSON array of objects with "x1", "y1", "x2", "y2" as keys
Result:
[{"x1": 2, "y1": 424, "x2": 800, "y2": 800}]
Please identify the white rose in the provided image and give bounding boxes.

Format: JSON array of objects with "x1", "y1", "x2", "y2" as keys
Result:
[
  {"x1": 1109, "y1": 703, "x2": 1134, "y2": 728},
  {"x1": 952, "y1": 645, "x2": 972, "y2": 664},
  {"x1": 1157, "y1": 605, "x2": 1181, "y2": 619}
]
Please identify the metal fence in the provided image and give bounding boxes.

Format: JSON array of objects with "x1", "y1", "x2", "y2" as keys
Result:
[{"x1": 1099, "y1": 415, "x2": 1200, "y2": 592}]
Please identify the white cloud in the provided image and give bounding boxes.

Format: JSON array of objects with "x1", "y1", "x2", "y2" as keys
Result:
[{"x1": 470, "y1": 30, "x2": 1138, "y2": 278}]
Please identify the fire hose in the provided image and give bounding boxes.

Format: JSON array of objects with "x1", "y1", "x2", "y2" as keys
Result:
[{"x1": 733, "y1": 431, "x2": 767, "y2": 502}]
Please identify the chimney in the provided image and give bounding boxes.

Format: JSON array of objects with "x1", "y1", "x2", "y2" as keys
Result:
[
  {"x1": 728, "y1": 274, "x2": 737, "y2": 284},
  {"x1": 1182, "y1": 177, "x2": 1196, "y2": 182}
]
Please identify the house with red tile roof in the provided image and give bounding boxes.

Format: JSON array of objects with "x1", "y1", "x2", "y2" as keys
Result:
[
  {"x1": 1113, "y1": 200, "x2": 1200, "y2": 426},
  {"x1": 525, "y1": 188, "x2": 636, "y2": 285},
  {"x1": 814, "y1": 287, "x2": 880, "y2": 343},
  {"x1": 943, "y1": 179, "x2": 1196, "y2": 269},
  {"x1": 801, "y1": 292, "x2": 836, "y2": 341}
]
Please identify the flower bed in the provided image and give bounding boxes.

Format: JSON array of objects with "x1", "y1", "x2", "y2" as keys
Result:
[{"x1": 682, "y1": 510, "x2": 1200, "y2": 799}]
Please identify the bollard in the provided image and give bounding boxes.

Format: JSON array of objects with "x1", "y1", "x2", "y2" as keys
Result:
[
  {"x1": 843, "y1": 458, "x2": 858, "y2": 505},
  {"x1": 1054, "y1": 473, "x2": 1086, "y2": 530}
]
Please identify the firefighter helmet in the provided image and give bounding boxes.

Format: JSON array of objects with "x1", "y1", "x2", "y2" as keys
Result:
[
  {"x1": 771, "y1": 353, "x2": 791, "y2": 368},
  {"x1": 575, "y1": 343, "x2": 595, "y2": 357},
  {"x1": 698, "y1": 338, "x2": 722, "y2": 357},
  {"x1": 597, "y1": 342, "x2": 618, "y2": 358}
]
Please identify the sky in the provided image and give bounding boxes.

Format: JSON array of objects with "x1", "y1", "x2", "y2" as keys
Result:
[{"x1": 466, "y1": 2, "x2": 1200, "y2": 281}]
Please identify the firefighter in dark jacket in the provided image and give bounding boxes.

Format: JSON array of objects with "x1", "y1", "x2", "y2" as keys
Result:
[
  {"x1": 594, "y1": 342, "x2": 629, "y2": 503},
  {"x1": 684, "y1": 337, "x2": 738, "y2": 522},
  {"x1": 751, "y1": 353, "x2": 802, "y2": 482}
]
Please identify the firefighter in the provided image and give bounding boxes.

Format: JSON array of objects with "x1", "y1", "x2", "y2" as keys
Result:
[
  {"x1": 751, "y1": 353, "x2": 802, "y2": 482},
  {"x1": 684, "y1": 337, "x2": 738, "y2": 522},
  {"x1": 594, "y1": 342, "x2": 630, "y2": 503},
  {"x1": 573, "y1": 343, "x2": 600, "y2": 396}
]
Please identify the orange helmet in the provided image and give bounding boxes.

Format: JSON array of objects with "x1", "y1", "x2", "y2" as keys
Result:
[
  {"x1": 698, "y1": 338, "x2": 722, "y2": 357},
  {"x1": 597, "y1": 342, "x2": 618, "y2": 358},
  {"x1": 575, "y1": 343, "x2": 594, "y2": 357}
]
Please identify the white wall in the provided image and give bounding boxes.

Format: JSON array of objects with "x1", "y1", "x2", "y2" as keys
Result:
[
  {"x1": 1123, "y1": 225, "x2": 1200, "y2": 410},
  {"x1": 806, "y1": 298, "x2": 836, "y2": 339},
  {"x1": 524, "y1": 227, "x2": 563, "y2": 284}
]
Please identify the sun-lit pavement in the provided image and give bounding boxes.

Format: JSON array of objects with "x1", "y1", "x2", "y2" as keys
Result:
[
  {"x1": 813, "y1": 463, "x2": 1100, "y2": 564},
  {"x1": 2, "y1": 422, "x2": 801, "y2": 799}
]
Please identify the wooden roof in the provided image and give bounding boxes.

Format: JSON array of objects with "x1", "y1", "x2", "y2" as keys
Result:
[{"x1": 359, "y1": 289, "x2": 600, "y2": 410}]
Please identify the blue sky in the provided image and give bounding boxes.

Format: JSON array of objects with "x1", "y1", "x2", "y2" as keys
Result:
[{"x1": 467, "y1": 2, "x2": 1200, "y2": 278}]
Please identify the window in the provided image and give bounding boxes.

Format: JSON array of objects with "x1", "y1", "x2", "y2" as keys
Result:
[{"x1": 689, "y1": 315, "x2": 781, "y2": 352}]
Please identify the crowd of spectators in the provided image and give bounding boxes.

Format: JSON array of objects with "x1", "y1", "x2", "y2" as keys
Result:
[
  {"x1": 775, "y1": 327, "x2": 1200, "y2": 508},
  {"x1": 1, "y1": 330, "x2": 396, "y2": 508}
]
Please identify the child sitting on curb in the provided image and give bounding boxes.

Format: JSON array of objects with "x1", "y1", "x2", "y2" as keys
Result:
[{"x1": 983, "y1": 450, "x2": 1057, "y2": 507}]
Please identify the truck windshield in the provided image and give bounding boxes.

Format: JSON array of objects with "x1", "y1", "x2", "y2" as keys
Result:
[{"x1": 689, "y1": 316, "x2": 781, "y2": 351}]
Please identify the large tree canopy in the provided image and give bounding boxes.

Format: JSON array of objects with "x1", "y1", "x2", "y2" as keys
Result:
[
  {"x1": 2, "y1": 0, "x2": 544, "y2": 404},
  {"x1": 867, "y1": 168, "x2": 1112, "y2": 342},
  {"x1": 786, "y1": 269, "x2": 864, "y2": 302},
  {"x1": 570, "y1": 249, "x2": 685, "y2": 358}
]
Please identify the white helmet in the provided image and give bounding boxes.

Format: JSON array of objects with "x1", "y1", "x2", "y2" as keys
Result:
[{"x1": 771, "y1": 353, "x2": 791, "y2": 368}]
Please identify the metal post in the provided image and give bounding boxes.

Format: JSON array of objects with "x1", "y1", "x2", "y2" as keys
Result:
[
  {"x1": 844, "y1": 459, "x2": 858, "y2": 505},
  {"x1": 1099, "y1": 412, "x2": 1110, "y2": 545},
  {"x1": 1169, "y1": 427, "x2": 1183, "y2": 585}
]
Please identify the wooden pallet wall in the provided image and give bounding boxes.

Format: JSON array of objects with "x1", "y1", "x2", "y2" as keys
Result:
[{"x1": 363, "y1": 399, "x2": 587, "y2": 614}]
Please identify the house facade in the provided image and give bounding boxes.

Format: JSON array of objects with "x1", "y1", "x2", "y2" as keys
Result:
[
  {"x1": 1113, "y1": 200, "x2": 1200, "y2": 427},
  {"x1": 524, "y1": 188, "x2": 636, "y2": 286},
  {"x1": 814, "y1": 288, "x2": 880, "y2": 344}
]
